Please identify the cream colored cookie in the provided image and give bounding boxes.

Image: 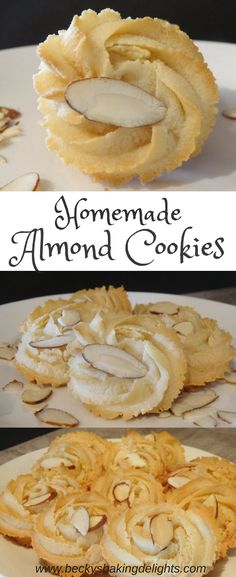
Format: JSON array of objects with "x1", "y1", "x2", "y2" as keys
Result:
[
  {"x1": 106, "y1": 431, "x2": 185, "y2": 482},
  {"x1": 167, "y1": 477, "x2": 236, "y2": 558},
  {"x1": 69, "y1": 313, "x2": 187, "y2": 419},
  {"x1": 135, "y1": 301, "x2": 235, "y2": 386},
  {"x1": 101, "y1": 502, "x2": 219, "y2": 575},
  {"x1": 32, "y1": 491, "x2": 112, "y2": 575},
  {"x1": 15, "y1": 286, "x2": 131, "y2": 387},
  {"x1": 34, "y1": 431, "x2": 110, "y2": 485},
  {"x1": 34, "y1": 9, "x2": 218, "y2": 184},
  {"x1": 0, "y1": 469, "x2": 78, "y2": 546},
  {"x1": 92, "y1": 468, "x2": 163, "y2": 510}
]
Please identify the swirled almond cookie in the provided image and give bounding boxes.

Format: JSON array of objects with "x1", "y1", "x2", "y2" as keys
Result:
[
  {"x1": 69, "y1": 314, "x2": 187, "y2": 419},
  {"x1": 0, "y1": 469, "x2": 78, "y2": 547},
  {"x1": 15, "y1": 286, "x2": 131, "y2": 387},
  {"x1": 169, "y1": 456, "x2": 236, "y2": 488},
  {"x1": 92, "y1": 468, "x2": 163, "y2": 510},
  {"x1": 167, "y1": 477, "x2": 236, "y2": 557},
  {"x1": 106, "y1": 431, "x2": 185, "y2": 481},
  {"x1": 101, "y1": 502, "x2": 218, "y2": 575},
  {"x1": 32, "y1": 491, "x2": 112, "y2": 575},
  {"x1": 34, "y1": 432, "x2": 110, "y2": 485},
  {"x1": 134, "y1": 302, "x2": 235, "y2": 386},
  {"x1": 34, "y1": 9, "x2": 218, "y2": 185}
]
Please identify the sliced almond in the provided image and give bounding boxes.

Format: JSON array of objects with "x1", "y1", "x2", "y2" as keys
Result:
[
  {"x1": 71, "y1": 507, "x2": 89, "y2": 536},
  {"x1": 125, "y1": 453, "x2": 146, "y2": 467},
  {"x1": 25, "y1": 492, "x2": 55, "y2": 508},
  {"x1": 217, "y1": 411, "x2": 236, "y2": 425},
  {"x1": 3, "y1": 379, "x2": 23, "y2": 392},
  {"x1": 58, "y1": 522, "x2": 78, "y2": 541},
  {"x1": 149, "y1": 302, "x2": 179, "y2": 315},
  {"x1": 171, "y1": 389, "x2": 218, "y2": 417},
  {"x1": 183, "y1": 406, "x2": 216, "y2": 422},
  {"x1": 113, "y1": 481, "x2": 131, "y2": 503},
  {"x1": 89, "y1": 514, "x2": 107, "y2": 531},
  {"x1": 131, "y1": 527, "x2": 160, "y2": 554},
  {"x1": 40, "y1": 457, "x2": 74, "y2": 469},
  {"x1": 58, "y1": 309, "x2": 80, "y2": 328},
  {"x1": 22, "y1": 386, "x2": 52, "y2": 404},
  {"x1": 1, "y1": 172, "x2": 40, "y2": 191},
  {"x1": 82, "y1": 344, "x2": 147, "y2": 379},
  {"x1": 0, "y1": 344, "x2": 16, "y2": 361},
  {"x1": 36, "y1": 408, "x2": 79, "y2": 427},
  {"x1": 150, "y1": 514, "x2": 173, "y2": 549},
  {"x1": 203, "y1": 494, "x2": 218, "y2": 518},
  {"x1": 222, "y1": 108, "x2": 236, "y2": 120},
  {"x1": 168, "y1": 475, "x2": 189, "y2": 489},
  {"x1": 22, "y1": 401, "x2": 48, "y2": 414},
  {"x1": 174, "y1": 321, "x2": 194, "y2": 336},
  {"x1": 65, "y1": 78, "x2": 166, "y2": 128},
  {"x1": 223, "y1": 372, "x2": 236, "y2": 384},
  {"x1": 194, "y1": 415, "x2": 218, "y2": 428},
  {"x1": 30, "y1": 334, "x2": 74, "y2": 349}
]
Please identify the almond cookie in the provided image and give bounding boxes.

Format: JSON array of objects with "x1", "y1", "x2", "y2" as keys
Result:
[
  {"x1": 15, "y1": 286, "x2": 131, "y2": 387},
  {"x1": 101, "y1": 502, "x2": 219, "y2": 575},
  {"x1": 34, "y1": 432, "x2": 110, "y2": 485},
  {"x1": 69, "y1": 314, "x2": 187, "y2": 419},
  {"x1": 167, "y1": 477, "x2": 236, "y2": 558},
  {"x1": 34, "y1": 9, "x2": 218, "y2": 185},
  {"x1": 106, "y1": 431, "x2": 185, "y2": 482},
  {"x1": 0, "y1": 469, "x2": 78, "y2": 547},
  {"x1": 92, "y1": 468, "x2": 163, "y2": 510},
  {"x1": 135, "y1": 302, "x2": 235, "y2": 386},
  {"x1": 32, "y1": 491, "x2": 112, "y2": 576}
]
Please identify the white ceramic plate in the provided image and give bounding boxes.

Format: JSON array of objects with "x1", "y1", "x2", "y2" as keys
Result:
[
  {"x1": 0, "y1": 291, "x2": 236, "y2": 428},
  {"x1": 1, "y1": 41, "x2": 236, "y2": 191},
  {"x1": 0, "y1": 445, "x2": 235, "y2": 577}
]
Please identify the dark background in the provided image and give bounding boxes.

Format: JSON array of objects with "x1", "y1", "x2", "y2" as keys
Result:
[
  {"x1": 0, "y1": 272, "x2": 236, "y2": 305},
  {"x1": 1, "y1": 0, "x2": 236, "y2": 50}
]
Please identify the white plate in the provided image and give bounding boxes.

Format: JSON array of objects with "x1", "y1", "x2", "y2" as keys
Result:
[
  {"x1": 1, "y1": 41, "x2": 236, "y2": 191},
  {"x1": 0, "y1": 291, "x2": 236, "y2": 428},
  {"x1": 0, "y1": 445, "x2": 235, "y2": 577}
]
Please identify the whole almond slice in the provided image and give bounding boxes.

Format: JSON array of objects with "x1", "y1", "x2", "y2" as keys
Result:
[
  {"x1": 183, "y1": 406, "x2": 216, "y2": 422},
  {"x1": 168, "y1": 476, "x2": 189, "y2": 489},
  {"x1": 71, "y1": 507, "x2": 89, "y2": 536},
  {"x1": 36, "y1": 408, "x2": 79, "y2": 427},
  {"x1": 23, "y1": 401, "x2": 48, "y2": 414},
  {"x1": 3, "y1": 379, "x2": 24, "y2": 392},
  {"x1": 217, "y1": 411, "x2": 236, "y2": 425},
  {"x1": 223, "y1": 372, "x2": 236, "y2": 384},
  {"x1": 174, "y1": 321, "x2": 194, "y2": 336},
  {"x1": 222, "y1": 108, "x2": 236, "y2": 120},
  {"x1": 89, "y1": 514, "x2": 107, "y2": 531},
  {"x1": 40, "y1": 457, "x2": 74, "y2": 469},
  {"x1": 193, "y1": 415, "x2": 218, "y2": 428},
  {"x1": 149, "y1": 302, "x2": 179, "y2": 315},
  {"x1": 113, "y1": 481, "x2": 131, "y2": 503},
  {"x1": 203, "y1": 495, "x2": 218, "y2": 518},
  {"x1": 1, "y1": 172, "x2": 40, "y2": 191},
  {"x1": 82, "y1": 344, "x2": 147, "y2": 379},
  {"x1": 30, "y1": 334, "x2": 74, "y2": 349},
  {"x1": 58, "y1": 309, "x2": 81, "y2": 328},
  {"x1": 171, "y1": 389, "x2": 218, "y2": 417},
  {"x1": 65, "y1": 78, "x2": 166, "y2": 128},
  {"x1": 25, "y1": 492, "x2": 55, "y2": 508},
  {"x1": 22, "y1": 386, "x2": 52, "y2": 404},
  {"x1": 150, "y1": 514, "x2": 173, "y2": 549}
]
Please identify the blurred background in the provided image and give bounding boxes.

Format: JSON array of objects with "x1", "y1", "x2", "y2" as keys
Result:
[
  {"x1": 0, "y1": 271, "x2": 236, "y2": 304},
  {"x1": 0, "y1": 0, "x2": 235, "y2": 50}
]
